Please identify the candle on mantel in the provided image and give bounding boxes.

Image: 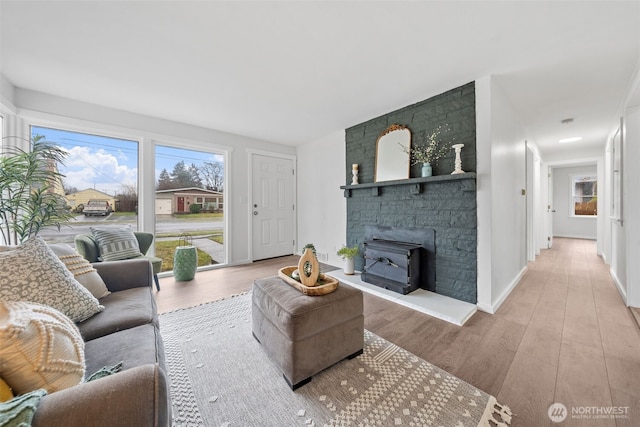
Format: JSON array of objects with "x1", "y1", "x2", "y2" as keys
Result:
[{"x1": 352, "y1": 164, "x2": 358, "y2": 171}]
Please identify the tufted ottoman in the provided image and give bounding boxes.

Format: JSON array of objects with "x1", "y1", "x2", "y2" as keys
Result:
[{"x1": 252, "y1": 276, "x2": 364, "y2": 390}]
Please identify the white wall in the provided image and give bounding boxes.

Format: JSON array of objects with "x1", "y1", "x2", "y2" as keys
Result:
[
  {"x1": 296, "y1": 130, "x2": 346, "y2": 267},
  {"x1": 0, "y1": 75, "x2": 16, "y2": 110},
  {"x1": 476, "y1": 76, "x2": 529, "y2": 313},
  {"x1": 624, "y1": 105, "x2": 640, "y2": 306},
  {"x1": 7, "y1": 87, "x2": 297, "y2": 265},
  {"x1": 475, "y1": 77, "x2": 493, "y2": 312},
  {"x1": 602, "y1": 62, "x2": 639, "y2": 307},
  {"x1": 551, "y1": 164, "x2": 597, "y2": 239}
]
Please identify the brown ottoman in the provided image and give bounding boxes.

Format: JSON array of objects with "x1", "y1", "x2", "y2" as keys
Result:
[{"x1": 252, "y1": 276, "x2": 364, "y2": 390}]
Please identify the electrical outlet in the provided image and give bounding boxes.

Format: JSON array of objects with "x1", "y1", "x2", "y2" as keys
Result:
[{"x1": 316, "y1": 251, "x2": 328, "y2": 262}]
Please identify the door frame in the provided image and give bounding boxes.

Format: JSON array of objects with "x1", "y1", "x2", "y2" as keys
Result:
[
  {"x1": 542, "y1": 157, "x2": 603, "y2": 252},
  {"x1": 526, "y1": 144, "x2": 537, "y2": 261},
  {"x1": 247, "y1": 149, "x2": 297, "y2": 262}
]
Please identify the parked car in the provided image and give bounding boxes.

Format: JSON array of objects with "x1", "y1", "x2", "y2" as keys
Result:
[{"x1": 83, "y1": 200, "x2": 112, "y2": 216}]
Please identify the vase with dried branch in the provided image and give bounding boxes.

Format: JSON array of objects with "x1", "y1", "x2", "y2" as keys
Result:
[{"x1": 401, "y1": 125, "x2": 452, "y2": 177}]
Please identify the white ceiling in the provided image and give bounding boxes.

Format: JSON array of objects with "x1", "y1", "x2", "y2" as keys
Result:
[{"x1": 1, "y1": 1, "x2": 639, "y2": 158}]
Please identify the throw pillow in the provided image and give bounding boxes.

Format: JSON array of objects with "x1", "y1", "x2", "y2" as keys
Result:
[
  {"x1": 90, "y1": 226, "x2": 143, "y2": 262},
  {"x1": 0, "y1": 236, "x2": 104, "y2": 323},
  {"x1": 0, "y1": 378, "x2": 13, "y2": 403},
  {"x1": 0, "y1": 300, "x2": 85, "y2": 395},
  {"x1": 49, "y1": 244, "x2": 111, "y2": 299}
]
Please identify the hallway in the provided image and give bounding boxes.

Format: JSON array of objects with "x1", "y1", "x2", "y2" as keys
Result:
[
  {"x1": 364, "y1": 238, "x2": 640, "y2": 426},
  {"x1": 495, "y1": 238, "x2": 639, "y2": 426}
]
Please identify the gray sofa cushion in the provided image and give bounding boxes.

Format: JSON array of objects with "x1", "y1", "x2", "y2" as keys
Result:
[
  {"x1": 32, "y1": 364, "x2": 169, "y2": 427},
  {"x1": 78, "y1": 287, "x2": 157, "y2": 341},
  {"x1": 84, "y1": 324, "x2": 166, "y2": 378}
]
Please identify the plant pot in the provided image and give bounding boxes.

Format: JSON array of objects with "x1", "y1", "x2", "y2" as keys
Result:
[
  {"x1": 174, "y1": 246, "x2": 197, "y2": 281},
  {"x1": 421, "y1": 162, "x2": 432, "y2": 177},
  {"x1": 344, "y1": 258, "x2": 355, "y2": 275}
]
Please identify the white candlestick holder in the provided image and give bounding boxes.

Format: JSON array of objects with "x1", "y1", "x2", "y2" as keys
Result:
[
  {"x1": 451, "y1": 144, "x2": 465, "y2": 175},
  {"x1": 351, "y1": 169, "x2": 359, "y2": 185}
]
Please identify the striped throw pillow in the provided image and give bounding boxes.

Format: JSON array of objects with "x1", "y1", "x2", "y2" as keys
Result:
[{"x1": 90, "y1": 227, "x2": 143, "y2": 262}]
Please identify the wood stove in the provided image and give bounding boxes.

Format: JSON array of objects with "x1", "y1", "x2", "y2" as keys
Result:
[
  {"x1": 362, "y1": 239, "x2": 423, "y2": 295},
  {"x1": 360, "y1": 225, "x2": 436, "y2": 295}
]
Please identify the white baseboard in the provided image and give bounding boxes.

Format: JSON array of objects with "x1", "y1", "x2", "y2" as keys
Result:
[
  {"x1": 476, "y1": 265, "x2": 528, "y2": 314},
  {"x1": 553, "y1": 234, "x2": 596, "y2": 240},
  {"x1": 610, "y1": 267, "x2": 628, "y2": 304}
]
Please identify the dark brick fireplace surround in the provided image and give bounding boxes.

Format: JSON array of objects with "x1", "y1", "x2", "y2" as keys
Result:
[{"x1": 342, "y1": 82, "x2": 477, "y2": 304}]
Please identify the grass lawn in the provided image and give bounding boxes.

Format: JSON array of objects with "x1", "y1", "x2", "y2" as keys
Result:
[
  {"x1": 156, "y1": 240, "x2": 213, "y2": 272},
  {"x1": 170, "y1": 212, "x2": 223, "y2": 221}
]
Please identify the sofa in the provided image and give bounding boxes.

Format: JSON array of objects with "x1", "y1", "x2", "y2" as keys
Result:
[
  {"x1": 74, "y1": 231, "x2": 163, "y2": 291},
  {"x1": 30, "y1": 258, "x2": 170, "y2": 427}
]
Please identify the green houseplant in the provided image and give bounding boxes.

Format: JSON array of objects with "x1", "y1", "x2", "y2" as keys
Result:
[
  {"x1": 0, "y1": 135, "x2": 72, "y2": 245},
  {"x1": 337, "y1": 245, "x2": 359, "y2": 275}
]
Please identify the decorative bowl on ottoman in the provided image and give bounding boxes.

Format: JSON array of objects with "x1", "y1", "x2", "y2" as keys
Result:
[
  {"x1": 277, "y1": 267, "x2": 338, "y2": 296},
  {"x1": 276, "y1": 246, "x2": 339, "y2": 296}
]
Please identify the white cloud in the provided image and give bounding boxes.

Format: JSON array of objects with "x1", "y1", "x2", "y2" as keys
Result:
[{"x1": 61, "y1": 146, "x2": 137, "y2": 195}]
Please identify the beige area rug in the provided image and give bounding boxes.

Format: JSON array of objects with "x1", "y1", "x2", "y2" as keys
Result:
[{"x1": 160, "y1": 293, "x2": 512, "y2": 427}]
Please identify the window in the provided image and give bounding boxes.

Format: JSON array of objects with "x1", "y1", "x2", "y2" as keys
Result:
[
  {"x1": 30, "y1": 126, "x2": 139, "y2": 244},
  {"x1": 572, "y1": 175, "x2": 597, "y2": 216},
  {"x1": 155, "y1": 144, "x2": 226, "y2": 271}
]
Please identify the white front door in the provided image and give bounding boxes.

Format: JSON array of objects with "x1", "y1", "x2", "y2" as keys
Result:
[{"x1": 251, "y1": 153, "x2": 295, "y2": 261}]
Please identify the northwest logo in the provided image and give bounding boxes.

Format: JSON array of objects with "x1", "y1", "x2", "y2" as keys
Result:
[{"x1": 548, "y1": 403, "x2": 568, "y2": 423}]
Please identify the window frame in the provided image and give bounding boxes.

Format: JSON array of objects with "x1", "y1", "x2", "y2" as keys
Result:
[
  {"x1": 152, "y1": 139, "x2": 230, "y2": 271},
  {"x1": 570, "y1": 174, "x2": 598, "y2": 217},
  {"x1": 3, "y1": 109, "x2": 232, "y2": 270}
]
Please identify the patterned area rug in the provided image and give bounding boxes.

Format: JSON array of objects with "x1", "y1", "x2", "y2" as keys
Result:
[{"x1": 160, "y1": 293, "x2": 512, "y2": 427}]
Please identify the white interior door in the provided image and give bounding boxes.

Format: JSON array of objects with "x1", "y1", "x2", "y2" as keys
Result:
[{"x1": 251, "y1": 153, "x2": 295, "y2": 261}]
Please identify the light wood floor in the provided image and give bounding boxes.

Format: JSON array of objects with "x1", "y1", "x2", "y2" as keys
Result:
[{"x1": 154, "y1": 238, "x2": 640, "y2": 427}]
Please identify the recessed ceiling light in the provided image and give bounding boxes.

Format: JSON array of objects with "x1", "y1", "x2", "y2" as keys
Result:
[{"x1": 559, "y1": 137, "x2": 582, "y2": 143}]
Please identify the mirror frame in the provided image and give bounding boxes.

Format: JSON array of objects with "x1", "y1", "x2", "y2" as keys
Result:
[{"x1": 374, "y1": 124, "x2": 411, "y2": 182}]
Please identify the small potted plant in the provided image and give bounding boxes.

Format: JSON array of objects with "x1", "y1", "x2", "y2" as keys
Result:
[{"x1": 337, "y1": 245, "x2": 359, "y2": 275}]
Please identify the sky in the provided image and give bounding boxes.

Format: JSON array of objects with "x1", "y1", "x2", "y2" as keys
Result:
[{"x1": 32, "y1": 126, "x2": 223, "y2": 196}]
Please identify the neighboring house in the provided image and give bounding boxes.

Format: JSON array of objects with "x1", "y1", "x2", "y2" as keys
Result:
[
  {"x1": 66, "y1": 189, "x2": 117, "y2": 212},
  {"x1": 45, "y1": 158, "x2": 66, "y2": 199},
  {"x1": 155, "y1": 188, "x2": 223, "y2": 214}
]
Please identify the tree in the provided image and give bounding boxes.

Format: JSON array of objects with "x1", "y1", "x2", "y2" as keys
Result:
[
  {"x1": 115, "y1": 184, "x2": 138, "y2": 212},
  {"x1": 170, "y1": 161, "x2": 192, "y2": 188},
  {"x1": 187, "y1": 163, "x2": 203, "y2": 188},
  {"x1": 63, "y1": 182, "x2": 79, "y2": 195},
  {"x1": 201, "y1": 161, "x2": 224, "y2": 192},
  {"x1": 157, "y1": 169, "x2": 172, "y2": 190}
]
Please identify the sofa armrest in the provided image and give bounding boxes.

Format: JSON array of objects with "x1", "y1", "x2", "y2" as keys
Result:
[
  {"x1": 93, "y1": 258, "x2": 154, "y2": 292},
  {"x1": 32, "y1": 364, "x2": 170, "y2": 427}
]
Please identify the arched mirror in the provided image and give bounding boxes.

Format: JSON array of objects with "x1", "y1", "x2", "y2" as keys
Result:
[{"x1": 375, "y1": 124, "x2": 411, "y2": 182}]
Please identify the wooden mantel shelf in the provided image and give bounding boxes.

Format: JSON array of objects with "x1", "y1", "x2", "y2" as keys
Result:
[{"x1": 340, "y1": 172, "x2": 476, "y2": 197}]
